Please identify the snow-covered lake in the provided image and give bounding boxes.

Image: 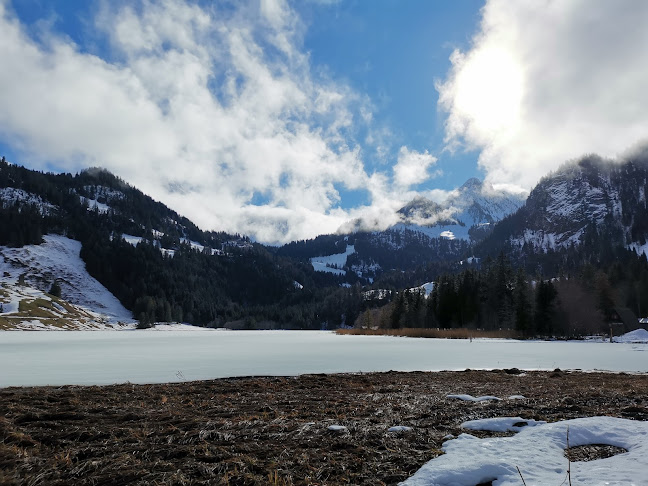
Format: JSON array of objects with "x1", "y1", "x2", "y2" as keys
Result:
[{"x1": 1, "y1": 330, "x2": 647, "y2": 387}]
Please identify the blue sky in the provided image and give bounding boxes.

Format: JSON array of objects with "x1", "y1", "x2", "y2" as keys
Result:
[
  {"x1": 1, "y1": 0, "x2": 647, "y2": 243},
  {"x1": 295, "y1": 0, "x2": 484, "y2": 198}
]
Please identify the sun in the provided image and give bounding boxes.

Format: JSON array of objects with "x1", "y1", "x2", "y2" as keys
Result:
[{"x1": 453, "y1": 46, "x2": 524, "y2": 138}]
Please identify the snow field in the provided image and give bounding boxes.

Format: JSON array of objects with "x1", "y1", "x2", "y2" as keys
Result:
[
  {"x1": 310, "y1": 245, "x2": 355, "y2": 274},
  {"x1": 0, "y1": 235, "x2": 132, "y2": 325}
]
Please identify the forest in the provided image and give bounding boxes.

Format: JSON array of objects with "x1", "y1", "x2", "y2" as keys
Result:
[{"x1": 356, "y1": 250, "x2": 648, "y2": 338}]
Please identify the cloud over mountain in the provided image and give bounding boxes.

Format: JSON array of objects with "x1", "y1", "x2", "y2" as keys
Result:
[
  {"x1": 0, "y1": 0, "x2": 422, "y2": 244},
  {"x1": 437, "y1": 0, "x2": 648, "y2": 191}
]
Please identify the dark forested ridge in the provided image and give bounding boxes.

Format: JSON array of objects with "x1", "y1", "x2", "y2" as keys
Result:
[
  {"x1": 2, "y1": 153, "x2": 648, "y2": 334},
  {"x1": 0, "y1": 160, "x2": 365, "y2": 328}
]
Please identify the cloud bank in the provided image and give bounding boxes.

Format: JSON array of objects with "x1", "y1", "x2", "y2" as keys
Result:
[
  {"x1": 0, "y1": 0, "x2": 439, "y2": 244},
  {"x1": 437, "y1": 0, "x2": 648, "y2": 190}
]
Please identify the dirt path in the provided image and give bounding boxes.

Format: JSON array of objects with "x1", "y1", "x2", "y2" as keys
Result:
[{"x1": 2, "y1": 370, "x2": 647, "y2": 485}]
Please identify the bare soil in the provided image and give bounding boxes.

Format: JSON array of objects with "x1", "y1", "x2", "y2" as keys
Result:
[{"x1": 1, "y1": 370, "x2": 647, "y2": 485}]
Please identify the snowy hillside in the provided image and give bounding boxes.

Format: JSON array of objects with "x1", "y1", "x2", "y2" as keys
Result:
[
  {"x1": 0, "y1": 235, "x2": 132, "y2": 329},
  {"x1": 497, "y1": 156, "x2": 648, "y2": 252},
  {"x1": 0, "y1": 187, "x2": 58, "y2": 215}
]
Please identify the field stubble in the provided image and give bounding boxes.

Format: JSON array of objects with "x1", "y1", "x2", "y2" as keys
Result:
[{"x1": 1, "y1": 370, "x2": 647, "y2": 485}]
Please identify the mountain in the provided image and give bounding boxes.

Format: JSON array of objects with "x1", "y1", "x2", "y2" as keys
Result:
[
  {"x1": 394, "y1": 178, "x2": 526, "y2": 241},
  {"x1": 277, "y1": 178, "x2": 525, "y2": 288},
  {"x1": 477, "y1": 153, "x2": 648, "y2": 272},
  {"x1": 0, "y1": 160, "x2": 363, "y2": 329}
]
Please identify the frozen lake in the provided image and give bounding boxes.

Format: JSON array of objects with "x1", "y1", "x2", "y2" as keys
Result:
[{"x1": 1, "y1": 330, "x2": 647, "y2": 387}]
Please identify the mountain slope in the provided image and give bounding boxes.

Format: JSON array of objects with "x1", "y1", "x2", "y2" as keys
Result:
[
  {"x1": 1, "y1": 235, "x2": 131, "y2": 321},
  {"x1": 477, "y1": 154, "x2": 648, "y2": 269},
  {"x1": 0, "y1": 161, "x2": 359, "y2": 328},
  {"x1": 397, "y1": 178, "x2": 526, "y2": 241}
]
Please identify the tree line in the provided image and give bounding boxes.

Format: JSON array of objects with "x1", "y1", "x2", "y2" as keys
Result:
[{"x1": 356, "y1": 251, "x2": 648, "y2": 338}]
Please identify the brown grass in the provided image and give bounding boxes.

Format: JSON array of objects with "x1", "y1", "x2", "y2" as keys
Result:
[
  {"x1": 1, "y1": 371, "x2": 647, "y2": 485},
  {"x1": 335, "y1": 327, "x2": 521, "y2": 339}
]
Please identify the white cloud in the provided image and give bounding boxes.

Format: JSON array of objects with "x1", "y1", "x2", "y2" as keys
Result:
[
  {"x1": 437, "y1": 0, "x2": 648, "y2": 190},
  {"x1": 393, "y1": 146, "x2": 439, "y2": 189},
  {"x1": 0, "y1": 0, "x2": 386, "y2": 244}
]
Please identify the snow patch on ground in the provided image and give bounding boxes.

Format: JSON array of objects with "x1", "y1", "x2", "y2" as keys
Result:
[
  {"x1": 414, "y1": 282, "x2": 434, "y2": 297},
  {"x1": 180, "y1": 238, "x2": 206, "y2": 252},
  {"x1": 447, "y1": 394, "x2": 501, "y2": 402},
  {"x1": 403, "y1": 416, "x2": 648, "y2": 485},
  {"x1": 310, "y1": 245, "x2": 355, "y2": 275},
  {"x1": 461, "y1": 417, "x2": 546, "y2": 433}
]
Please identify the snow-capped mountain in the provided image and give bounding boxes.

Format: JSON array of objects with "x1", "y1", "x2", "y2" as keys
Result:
[
  {"x1": 481, "y1": 154, "x2": 648, "y2": 255},
  {"x1": 394, "y1": 178, "x2": 526, "y2": 241},
  {"x1": 279, "y1": 178, "x2": 524, "y2": 284}
]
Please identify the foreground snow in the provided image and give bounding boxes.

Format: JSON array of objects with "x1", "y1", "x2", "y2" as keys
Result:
[{"x1": 403, "y1": 416, "x2": 648, "y2": 485}]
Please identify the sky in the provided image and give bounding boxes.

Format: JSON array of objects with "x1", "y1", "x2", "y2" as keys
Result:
[{"x1": 0, "y1": 0, "x2": 647, "y2": 244}]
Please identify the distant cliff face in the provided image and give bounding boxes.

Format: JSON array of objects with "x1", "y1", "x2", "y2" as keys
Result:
[{"x1": 488, "y1": 156, "x2": 648, "y2": 252}]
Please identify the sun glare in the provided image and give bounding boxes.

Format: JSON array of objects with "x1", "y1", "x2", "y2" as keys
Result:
[{"x1": 453, "y1": 46, "x2": 524, "y2": 137}]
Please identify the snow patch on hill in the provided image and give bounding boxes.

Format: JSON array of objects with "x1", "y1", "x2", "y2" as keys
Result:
[
  {"x1": 121, "y1": 234, "x2": 144, "y2": 246},
  {"x1": 628, "y1": 241, "x2": 648, "y2": 257},
  {"x1": 0, "y1": 235, "x2": 132, "y2": 323},
  {"x1": 81, "y1": 197, "x2": 111, "y2": 214},
  {"x1": 310, "y1": 245, "x2": 355, "y2": 275},
  {"x1": 392, "y1": 223, "x2": 470, "y2": 241},
  {"x1": 0, "y1": 187, "x2": 57, "y2": 215}
]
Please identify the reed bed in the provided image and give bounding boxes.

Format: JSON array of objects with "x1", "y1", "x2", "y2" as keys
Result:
[{"x1": 335, "y1": 327, "x2": 522, "y2": 339}]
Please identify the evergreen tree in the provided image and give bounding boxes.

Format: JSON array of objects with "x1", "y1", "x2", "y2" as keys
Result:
[
  {"x1": 49, "y1": 280, "x2": 62, "y2": 298},
  {"x1": 534, "y1": 279, "x2": 557, "y2": 335}
]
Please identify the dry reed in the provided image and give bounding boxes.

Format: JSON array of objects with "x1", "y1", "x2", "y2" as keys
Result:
[{"x1": 335, "y1": 327, "x2": 521, "y2": 339}]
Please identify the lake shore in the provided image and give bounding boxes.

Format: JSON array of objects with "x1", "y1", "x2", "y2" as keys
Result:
[{"x1": 2, "y1": 369, "x2": 647, "y2": 485}]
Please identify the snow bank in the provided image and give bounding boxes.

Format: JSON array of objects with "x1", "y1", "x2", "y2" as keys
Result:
[
  {"x1": 402, "y1": 416, "x2": 648, "y2": 485},
  {"x1": 615, "y1": 328, "x2": 648, "y2": 343}
]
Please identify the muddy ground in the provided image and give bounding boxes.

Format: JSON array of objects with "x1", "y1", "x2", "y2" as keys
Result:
[{"x1": 1, "y1": 370, "x2": 647, "y2": 485}]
